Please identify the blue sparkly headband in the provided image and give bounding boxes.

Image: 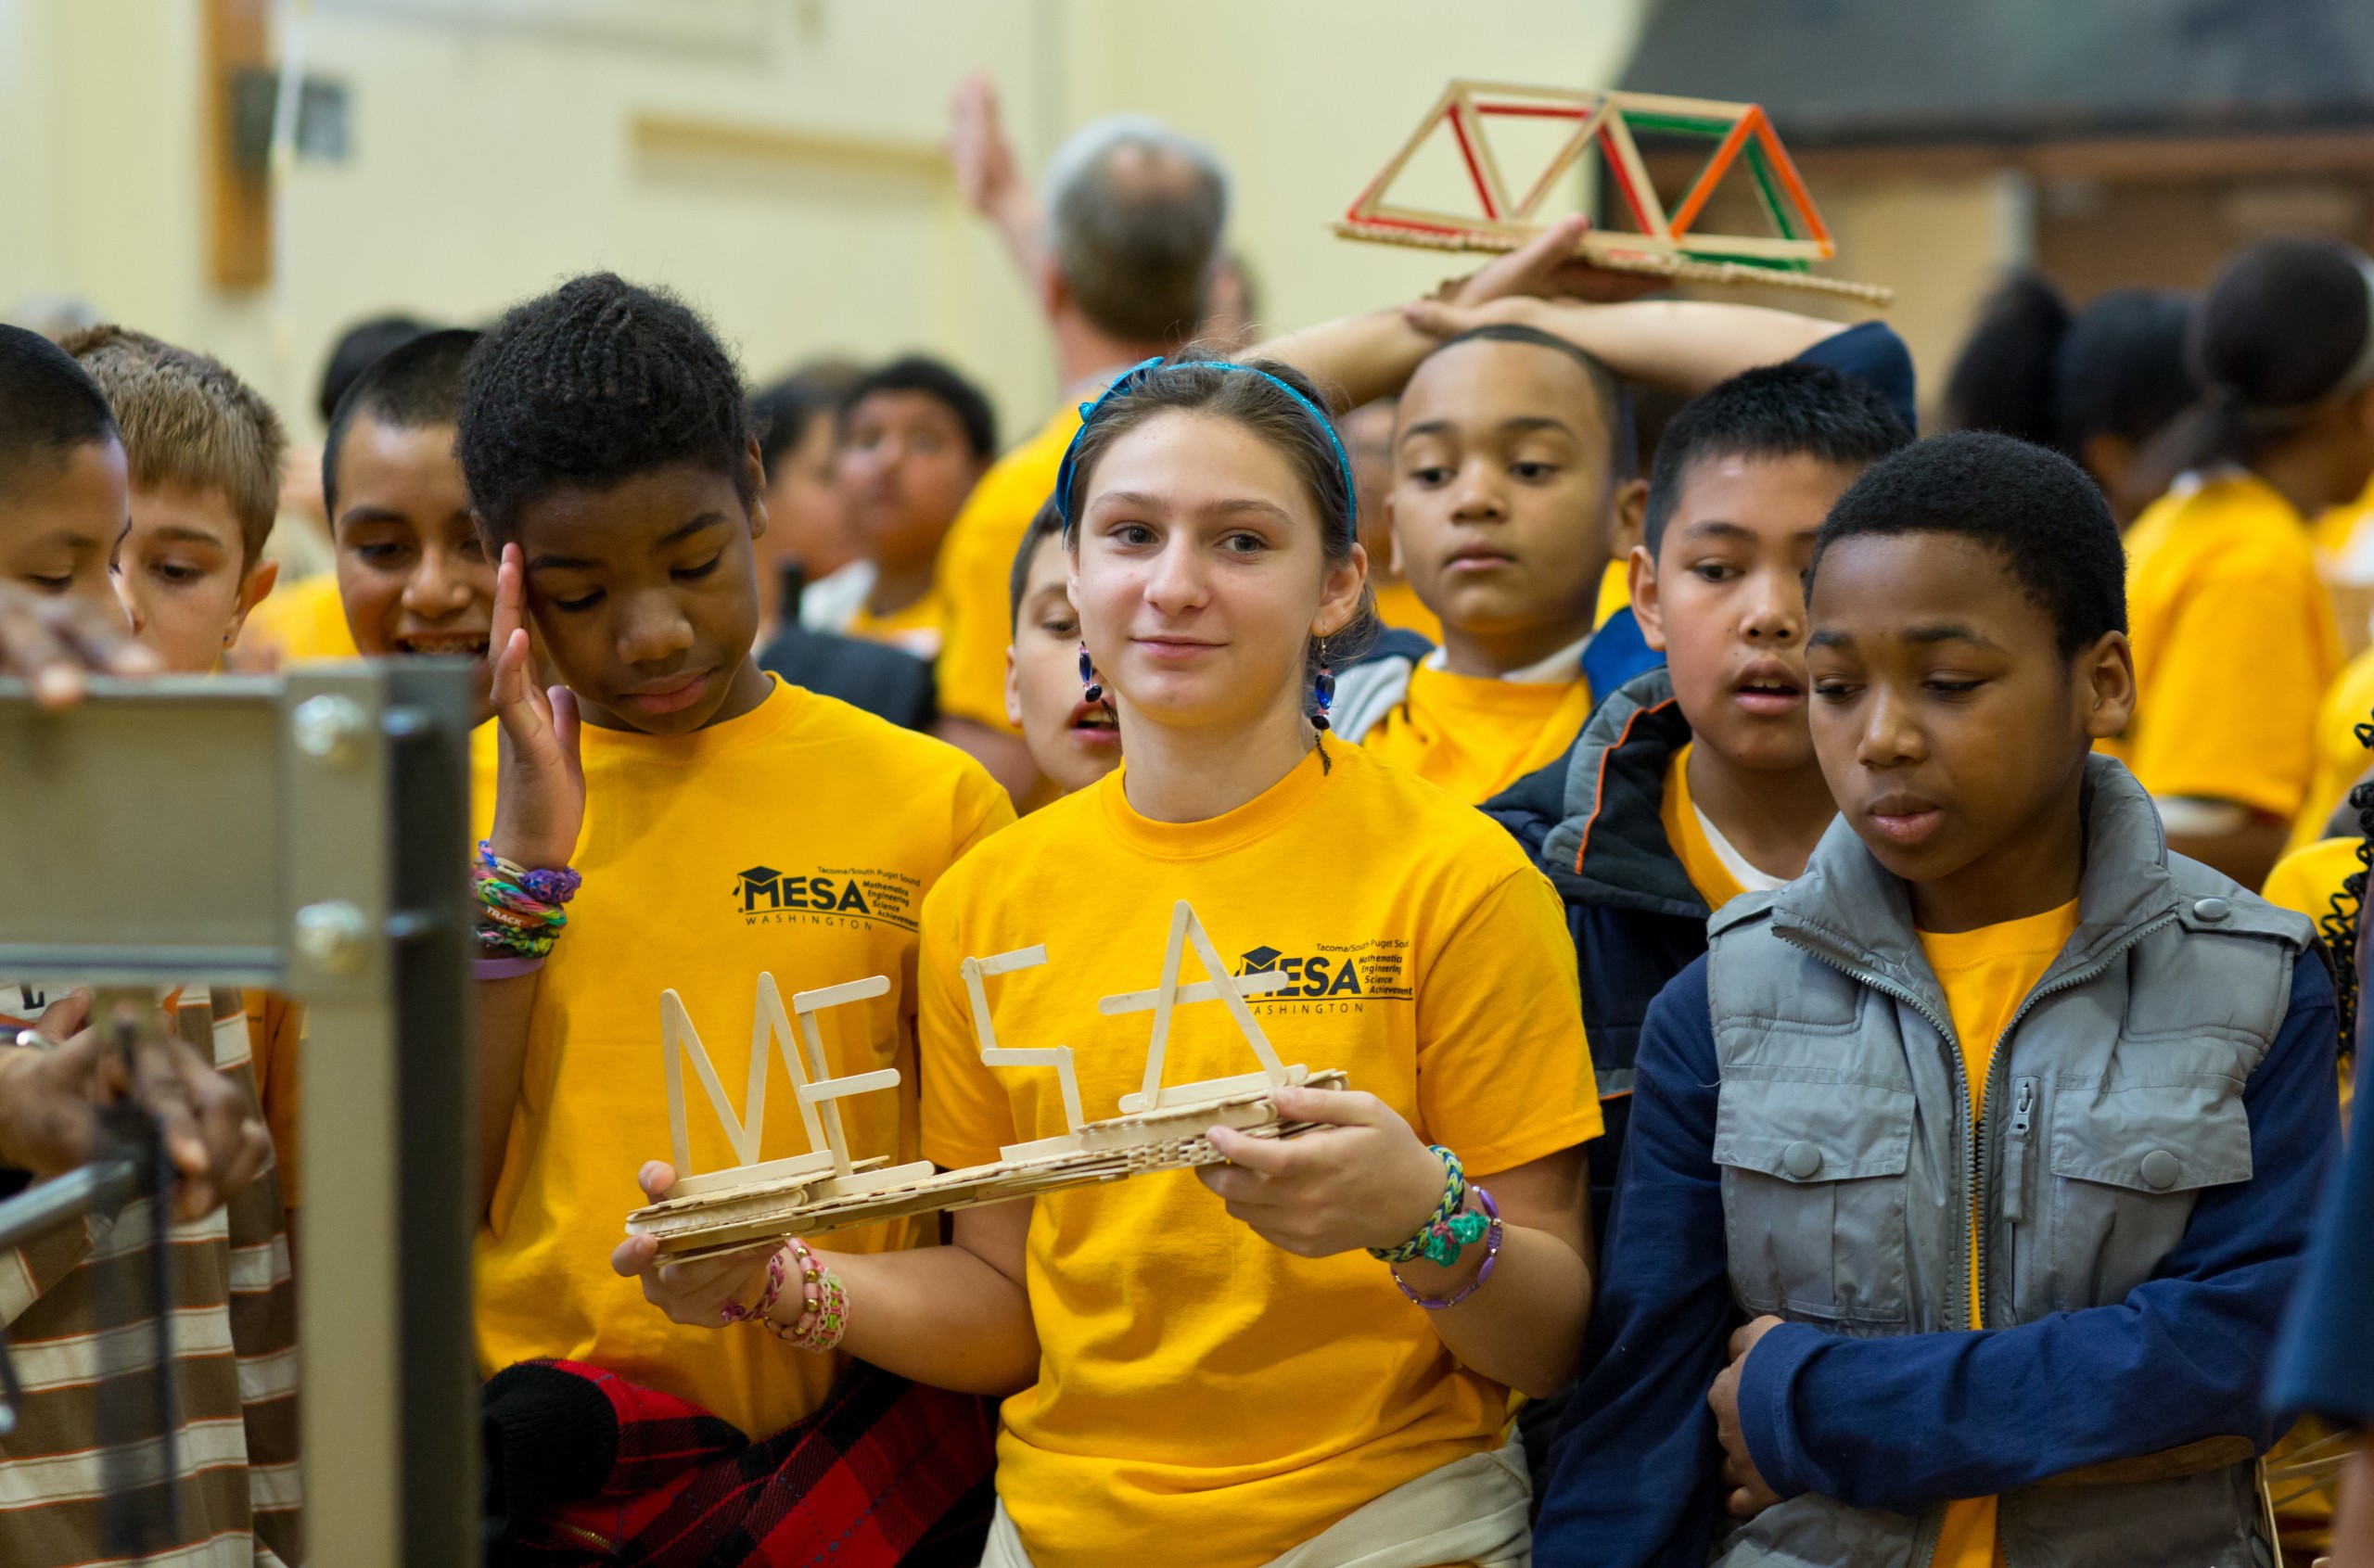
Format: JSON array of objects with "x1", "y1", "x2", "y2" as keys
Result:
[{"x1": 1051, "y1": 357, "x2": 1358, "y2": 527}]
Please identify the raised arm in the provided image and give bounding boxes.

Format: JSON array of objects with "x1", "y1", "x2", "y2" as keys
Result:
[
  {"x1": 1249, "y1": 215, "x2": 1662, "y2": 407},
  {"x1": 1403, "y1": 295, "x2": 1852, "y2": 393},
  {"x1": 476, "y1": 543, "x2": 584, "y2": 1217}
]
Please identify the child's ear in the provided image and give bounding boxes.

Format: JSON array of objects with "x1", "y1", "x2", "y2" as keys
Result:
[
  {"x1": 743, "y1": 439, "x2": 769, "y2": 539},
  {"x1": 1004, "y1": 647, "x2": 1024, "y2": 731},
  {"x1": 1608, "y1": 478, "x2": 1648, "y2": 562},
  {"x1": 2078, "y1": 629, "x2": 2137, "y2": 741},
  {"x1": 1037, "y1": 255, "x2": 1069, "y2": 323},
  {"x1": 1628, "y1": 543, "x2": 1666, "y2": 651},
  {"x1": 224, "y1": 559, "x2": 280, "y2": 647},
  {"x1": 1383, "y1": 491, "x2": 1405, "y2": 579}
]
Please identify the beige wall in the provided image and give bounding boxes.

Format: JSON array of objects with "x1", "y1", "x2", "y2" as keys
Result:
[
  {"x1": 0, "y1": 0, "x2": 1647, "y2": 445},
  {"x1": 1818, "y1": 169, "x2": 2035, "y2": 426}
]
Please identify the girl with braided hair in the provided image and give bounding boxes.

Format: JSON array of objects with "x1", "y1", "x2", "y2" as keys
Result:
[{"x1": 616, "y1": 354, "x2": 1602, "y2": 1568}]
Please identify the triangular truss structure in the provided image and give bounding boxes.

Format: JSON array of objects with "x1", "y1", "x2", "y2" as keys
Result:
[{"x1": 1335, "y1": 82, "x2": 1888, "y2": 305}]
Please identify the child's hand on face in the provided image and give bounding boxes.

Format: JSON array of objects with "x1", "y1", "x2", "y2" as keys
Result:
[
  {"x1": 607, "y1": 1161, "x2": 778, "y2": 1328},
  {"x1": 1707, "y1": 1313, "x2": 1787, "y2": 1518},
  {"x1": 1197, "y1": 1087, "x2": 1448, "y2": 1258},
  {"x1": 488, "y1": 542, "x2": 583, "y2": 870}
]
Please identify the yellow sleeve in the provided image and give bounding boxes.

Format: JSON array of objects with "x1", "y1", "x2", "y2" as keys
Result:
[
  {"x1": 935, "y1": 416, "x2": 1074, "y2": 730},
  {"x1": 951, "y1": 759, "x2": 1018, "y2": 858},
  {"x1": 2261, "y1": 836, "x2": 2364, "y2": 929},
  {"x1": 2293, "y1": 648, "x2": 2374, "y2": 850},
  {"x1": 1414, "y1": 867, "x2": 1602, "y2": 1174},
  {"x1": 917, "y1": 879, "x2": 1017, "y2": 1169},
  {"x1": 2130, "y1": 563, "x2": 2329, "y2": 817}
]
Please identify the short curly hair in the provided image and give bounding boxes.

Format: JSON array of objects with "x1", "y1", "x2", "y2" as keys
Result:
[
  {"x1": 457, "y1": 274, "x2": 755, "y2": 540},
  {"x1": 1808, "y1": 429, "x2": 2125, "y2": 658}
]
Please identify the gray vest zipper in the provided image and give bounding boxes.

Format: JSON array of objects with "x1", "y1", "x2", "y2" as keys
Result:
[{"x1": 1780, "y1": 909, "x2": 2178, "y2": 1568}]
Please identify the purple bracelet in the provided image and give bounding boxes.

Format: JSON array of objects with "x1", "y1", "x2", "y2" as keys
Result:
[{"x1": 1391, "y1": 1185, "x2": 1500, "y2": 1309}]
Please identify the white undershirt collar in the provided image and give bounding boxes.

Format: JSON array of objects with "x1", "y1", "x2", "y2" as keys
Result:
[
  {"x1": 1419, "y1": 631, "x2": 1592, "y2": 684},
  {"x1": 1692, "y1": 800, "x2": 1790, "y2": 893}
]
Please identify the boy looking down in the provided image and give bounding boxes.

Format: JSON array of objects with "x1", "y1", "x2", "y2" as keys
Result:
[
  {"x1": 1536, "y1": 431, "x2": 2341, "y2": 1568},
  {"x1": 458, "y1": 274, "x2": 1010, "y2": 1559},
  {"x1": 63, "y1": 326, "x2": 284, "y2": 675}
]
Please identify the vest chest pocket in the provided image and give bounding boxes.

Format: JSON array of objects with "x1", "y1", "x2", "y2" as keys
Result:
[
  {"x1": 2034, "y1": 1075, "x2": 2254, "y2": 1311},
  {"x1": 1715, "y1": 1075, "x2": 1915, "y2": 1328}
]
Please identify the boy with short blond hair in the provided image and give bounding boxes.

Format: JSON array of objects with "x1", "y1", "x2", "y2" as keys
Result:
[{"x1": 63, "y1": 325, "x2": 284, "y2": 674}]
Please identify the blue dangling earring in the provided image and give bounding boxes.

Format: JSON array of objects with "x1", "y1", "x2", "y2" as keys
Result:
[
  {"x1": 1310, "y1": 638, "x2": 1335, "y2": 732},
  {"x1": 1079, "y1": 642, "x2": 1103, "y2": 704}
]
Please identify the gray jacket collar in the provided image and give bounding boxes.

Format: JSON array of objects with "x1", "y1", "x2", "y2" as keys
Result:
[{"x1": 1747, "y1": 755, "x2": 2181, "y2": 1026}]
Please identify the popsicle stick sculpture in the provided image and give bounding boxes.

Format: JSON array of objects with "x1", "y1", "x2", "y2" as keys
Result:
[
  {"x1": 625, "y1": 901, "x2": 1347, "y2": 1258},
  {"x1": 1334, "y1": 80, "x2": 1891, "y2": 305}
]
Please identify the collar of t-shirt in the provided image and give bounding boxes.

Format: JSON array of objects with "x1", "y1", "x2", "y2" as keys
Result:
[
  {"x1": 1418, "y1": 631, "x2": 1592, "y2": 683},
  {"x1": 1691, "y1": 799, "x2": 1788, "y2": 894}
]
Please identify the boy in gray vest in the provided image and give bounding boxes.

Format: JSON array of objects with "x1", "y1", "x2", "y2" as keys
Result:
[{"x1": 1534, "y1": 431, "x2": 2342, "y2": 1568}]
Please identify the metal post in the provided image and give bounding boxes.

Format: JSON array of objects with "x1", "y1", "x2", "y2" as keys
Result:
[{"x1": 0, "y1": 663, "x2": 477, "y2": 1566}]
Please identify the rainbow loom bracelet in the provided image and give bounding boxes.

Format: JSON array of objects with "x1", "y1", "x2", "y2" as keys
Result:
[
  {"x1": 1393, "y1": 1185, "x2": 1502, "y2": 1310},
  {"x1": 1369, "y1": 1145, "x2": 1475, "y2": 1265},
  {"x1": 473, "y1": 840, "x2": 580, "y2": 961}
]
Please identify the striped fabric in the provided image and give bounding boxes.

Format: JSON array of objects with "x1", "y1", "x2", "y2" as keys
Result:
[{"x1": 0, "y1": 988, "x2": 303, "y2": 1567}]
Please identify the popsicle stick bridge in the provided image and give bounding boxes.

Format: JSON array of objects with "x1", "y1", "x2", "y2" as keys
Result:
[{"x1": 1334, "y1": 80, "x2": 1892, "y2": 305}]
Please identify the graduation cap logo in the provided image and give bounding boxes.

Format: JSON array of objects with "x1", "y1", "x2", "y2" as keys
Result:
[
  {"x1": 734, "y1": 865, "x2": 785, "y2": 912},
  {"x1": 1239, "y1": 946, "x2": 1284, "y2": 975}
]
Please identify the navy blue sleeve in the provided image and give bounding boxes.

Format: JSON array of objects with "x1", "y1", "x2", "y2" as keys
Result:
[
  {"x1": 1534, "y1": 954, "x2": 1731, "y2": 1568},
  {"x1": 1792, "y1": 320, "x2": 1917, "y2": 433},
  {"x1": 2268, "y1": 1011, "x2": 2374, "y2": 1423},
  {"x1": 1739, "y1": 950, "x2": 2342, "y2": 1511}
]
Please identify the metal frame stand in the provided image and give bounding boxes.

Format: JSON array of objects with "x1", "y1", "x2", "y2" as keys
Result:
[{"x1": 0, "y1": 663, "x2": 478, "y2": 1568}]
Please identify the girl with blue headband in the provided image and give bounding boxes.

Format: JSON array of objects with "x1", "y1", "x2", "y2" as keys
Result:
[{"x1": 616, "y1": 353, "x2": 1602, "y2": 1568}]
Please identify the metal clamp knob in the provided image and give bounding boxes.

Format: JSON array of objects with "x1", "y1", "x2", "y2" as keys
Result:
[
  {"x1": 292, "y1": 695, "x2": 370, "y2": 768},
  {"x1": 294, "y1": 900, "x2": 370, "y2": 974}
]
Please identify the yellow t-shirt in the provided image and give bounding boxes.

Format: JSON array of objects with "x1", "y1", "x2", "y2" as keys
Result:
[
  {"x1": 2293, "y1": 644, "x2": 2374, "y2": 851},
  {"x1": 2118, "y1": 471, "x2": 2342, "y2": 817},
  {"x1": 1594, "y1": 557, "x2": 1630, "y2": 626},
  {"x1": 242, "y1": 571, "x2": 359, "y2": 662},
  {"x1": 2264, "y1": 835, "x2": 2363, "y2": 933},
  {"x1": 1369, "y1": 575, "x2": 1441, "y2": 643},
  {"x1": 471, "y1": 677, "x2": 1014, "y2": 1439},
  {"x1": 1661, "y1": 743, "x2": 1748, "y2": 911},
  {"x1": 919, "y1": 742, "x2": 1601, "y2": 1568},
  {"x1": 1915, "y1": 897, "x2": 2081, "y2": 1568},
  {"x1": 934, "y1": 403, "x2": 1082, "y2": 730},
  {"x1": 843, "y1": 585, "x2": 946, "y2": 660},
  {"x1": 1355, "y1": 661, "x2": 1598, "y2": 805}
]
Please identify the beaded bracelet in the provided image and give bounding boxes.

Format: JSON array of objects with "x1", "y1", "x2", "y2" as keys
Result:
[
  {"x1": 1393, "y1": 1185, "x2": 1501, "y2": 1310},
  {"x1": 1369, "y1": 1146, "x2": 1487, "y2": 1266},
  {"x1": 759, "y1": 1240, "x2": 849, "y2": 1353},
  {"x1": 473, "y1": 840, "x2": 581, "y2": 962}
]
